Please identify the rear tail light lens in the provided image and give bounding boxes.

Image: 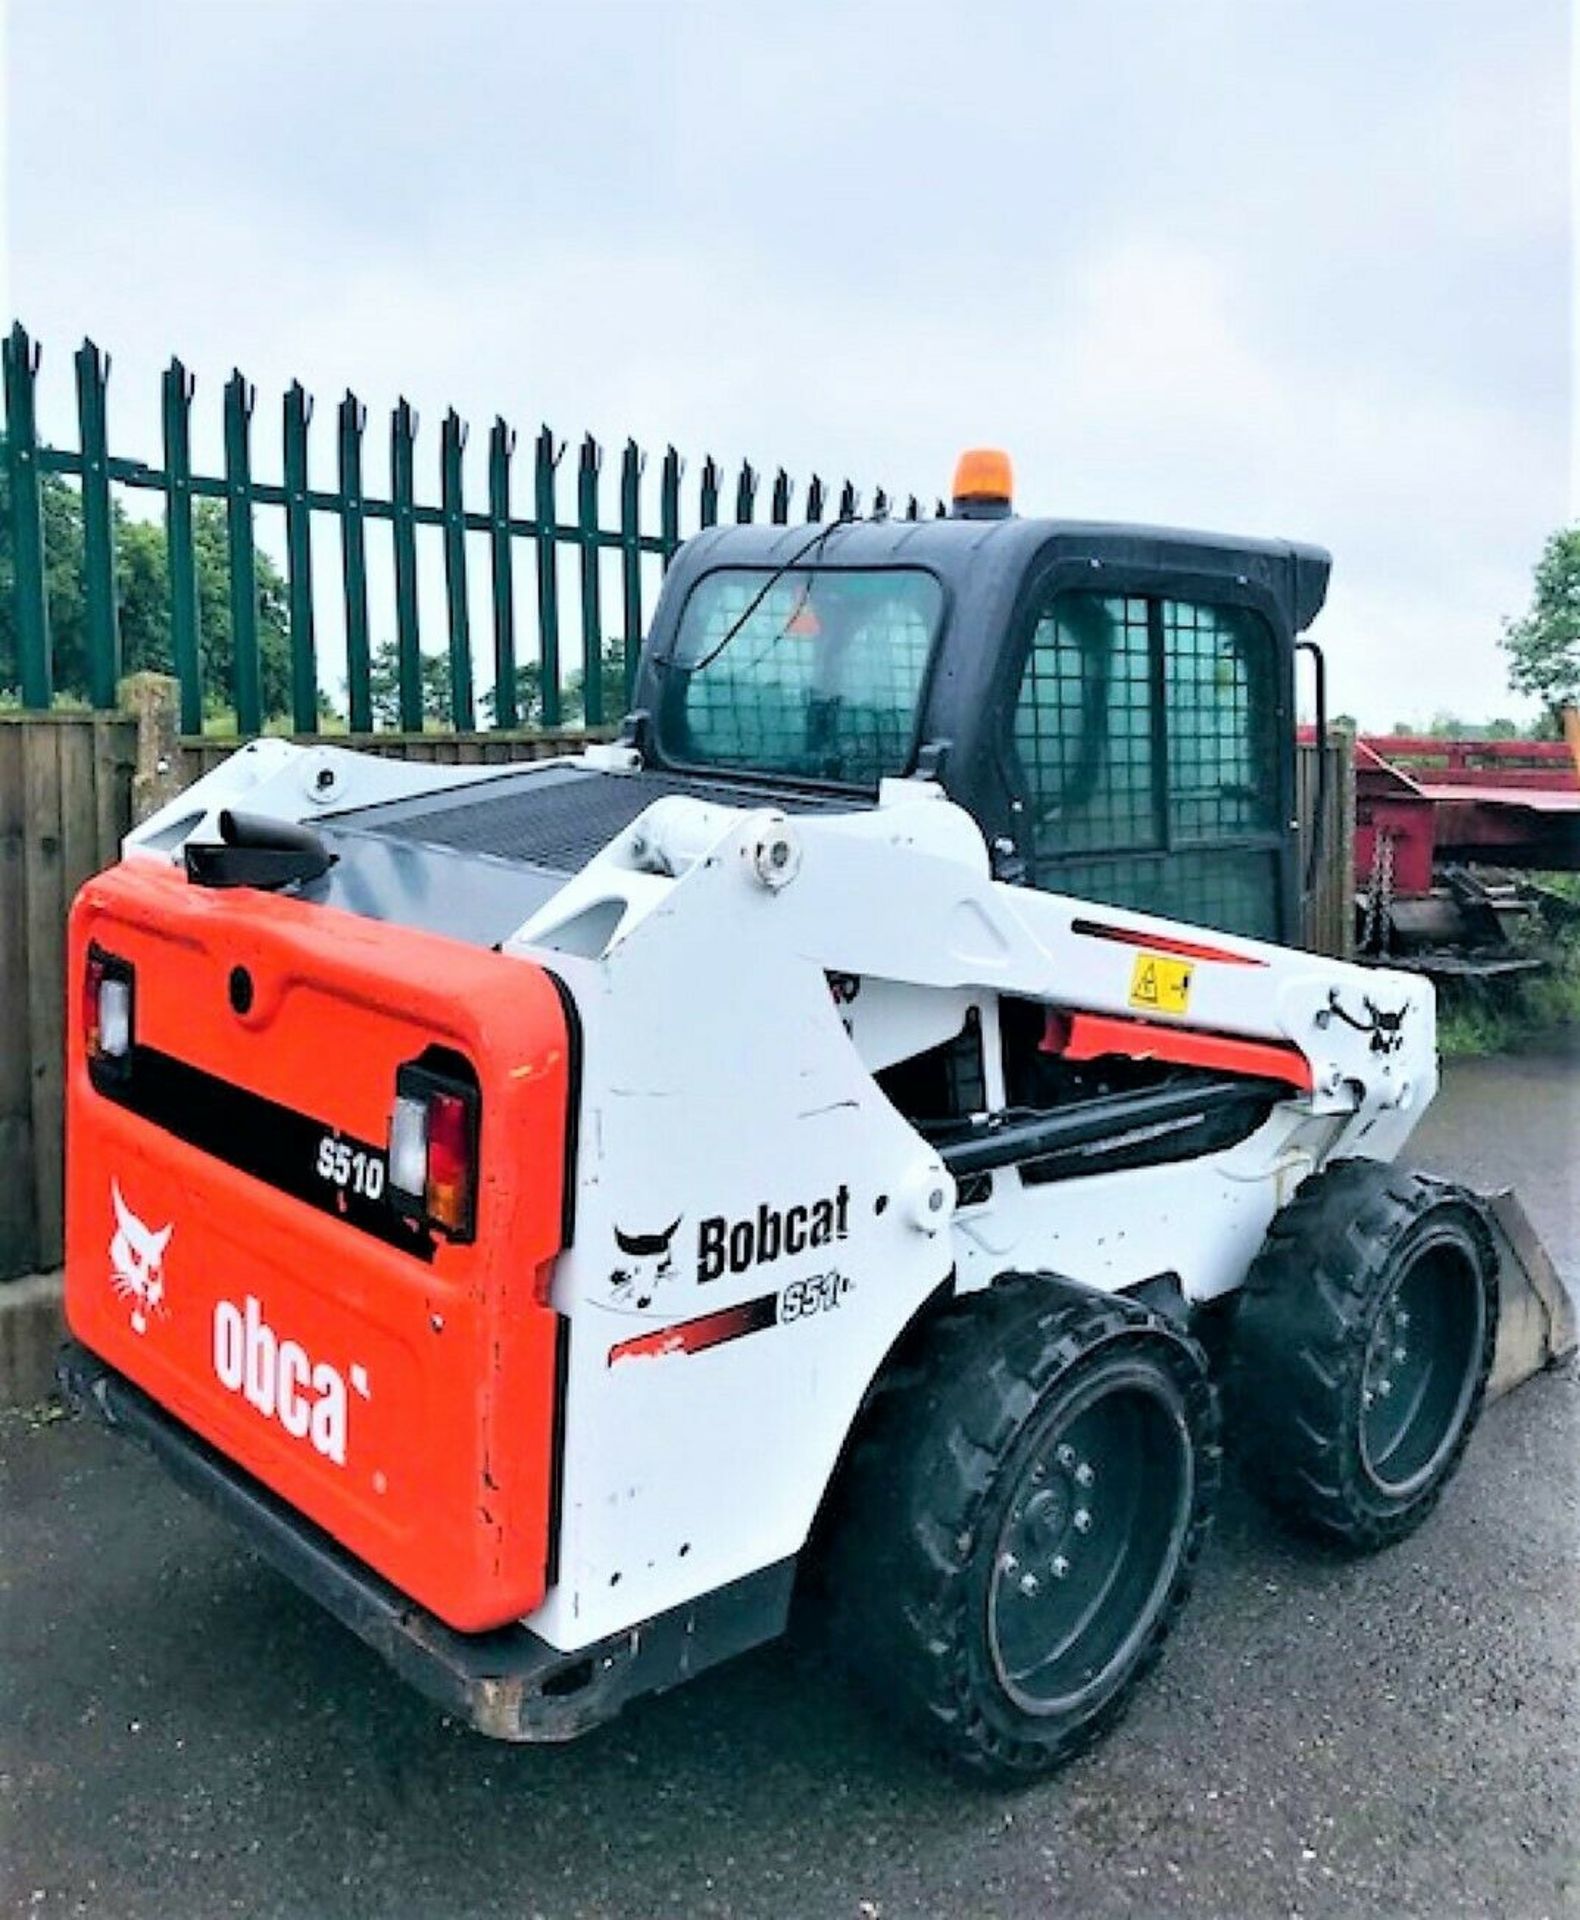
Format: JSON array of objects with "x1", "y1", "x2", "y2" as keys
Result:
[
  {"x1": 387, "y1": 1066, "x2": 479, "y2": 1240},
  {"x1": 388, "y1": 1095, "x2": 430, "y2": 1198},
  {"x1": 83, "y1": 947, "x2": 135, "y2": 1078},
  {"x1": 424, "y1": 1092, "x2": 472, "y2": 1235}
]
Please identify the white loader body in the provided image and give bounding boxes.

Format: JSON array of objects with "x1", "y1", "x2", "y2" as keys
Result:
[{"x1": 129, "y1": 741, "x2": 1442, "y2": 1655}]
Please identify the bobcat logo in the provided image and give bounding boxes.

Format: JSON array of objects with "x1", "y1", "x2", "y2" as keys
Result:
[
  {"x1": 110, "y1": 1180, "x2": 172, "y2": 1336},
  {"x1": 609, "y1": 1219, "x2": 682, "y2": 1311}
]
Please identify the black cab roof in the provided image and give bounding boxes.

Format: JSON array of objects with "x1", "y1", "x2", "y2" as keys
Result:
[{"x1": 642, "y1": 514, "x2": 1331, "y2": 656}]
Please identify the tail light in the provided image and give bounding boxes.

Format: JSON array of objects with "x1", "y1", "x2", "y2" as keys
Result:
[
  {"x1": 388, "y1": 1062, "x2": 480, "y2": 1240},
  {"x1": 83, "y1": 946, "x2": 135, "y2": 1081}
]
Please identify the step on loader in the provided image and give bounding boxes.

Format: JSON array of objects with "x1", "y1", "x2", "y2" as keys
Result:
[{"x1": 59, "y1": 452, "x2": 1575, "y2": 1780}]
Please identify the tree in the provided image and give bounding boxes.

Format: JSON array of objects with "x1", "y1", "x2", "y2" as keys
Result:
[
  {"x1": 1413, "y1": 712, "x2": 1524, "y2": 741},
  {"x1": 367, "y1": 636, "x2": 630, "y2": 732},
  {"x1": 1501, "y1": 527, "x2": 1580, "y2": 735},
  {"x1": 486, "y1": 637, "x2": 629, "y2": 731},
  {"x1": 1387, "y1": 715, "x2": 1543, "y2": 742},
  {"x1": 367, "y1": 641, "x2": 454, "y2": 731},
  {"x1": 0, "y1": 446, "x2": 293, "y2": 719},
  {"x1": 116, "y1": 503, "x2": 294, "y2": 720},
  {"x1": 3, "y1": 440, "x2": 632, "y2": 731}
]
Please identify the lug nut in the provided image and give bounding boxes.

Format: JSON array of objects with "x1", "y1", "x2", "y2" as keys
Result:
[
  {"x1": 1074, "y1": 1461, "x2": 1095, "y2": 1488},
  {"x1": 1019, "y1": 1572, "x2": 1041, "y2": 1598},
  {"x1": 1073, "y1": 1508, "x2": 1092, "y2": 1534},
  {"x1": 1051, "y1": 1555, "x2": 1070, "y2": 1580},
  {"x1": 1055, "y1": 1444, "x2": 1076, "y2": 1470}
]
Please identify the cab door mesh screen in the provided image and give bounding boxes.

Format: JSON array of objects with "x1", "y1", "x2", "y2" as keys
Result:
[
  {"x1": 1012, "y1": 590, "x2": 1282, "y2": 940},
  {"x1": 1163, "y1": 600, "x2": 1279, "y2": 843},
  {"x1": 1012, "y1": 595, "x2": 1158, "y2": 855}
]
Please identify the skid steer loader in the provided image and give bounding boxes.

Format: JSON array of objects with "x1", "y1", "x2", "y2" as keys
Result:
[{"x1": 58, "y1": 451, "x2": 1574, "y2": 1780}]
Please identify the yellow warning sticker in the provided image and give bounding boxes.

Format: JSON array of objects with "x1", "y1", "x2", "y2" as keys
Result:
[{"x1": 1128, "y1": 952, "x2": 1194, "y2": 1016}]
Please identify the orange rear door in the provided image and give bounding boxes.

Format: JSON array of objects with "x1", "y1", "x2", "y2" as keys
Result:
[{"x1": 65, "y1": 860, "x2": 573, "y2": 1633}]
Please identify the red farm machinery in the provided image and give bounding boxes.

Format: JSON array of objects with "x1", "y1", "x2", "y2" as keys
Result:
[{"x1": 1349, "y1": 730, "x2": 1580, "y2": 979}]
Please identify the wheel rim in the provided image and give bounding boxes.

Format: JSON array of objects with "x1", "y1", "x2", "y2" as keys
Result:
[
  {"x1": 1359, "y1": 1232, "x2": 1487, "y2": 1498},
  {"x1": 986, "y1": 1358, "x2": 1195, "y2": 1717}
]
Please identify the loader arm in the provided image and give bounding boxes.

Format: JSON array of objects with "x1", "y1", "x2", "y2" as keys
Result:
[{"x1": 509, "y1": 774, "x2": 1438, "y2": 1160}]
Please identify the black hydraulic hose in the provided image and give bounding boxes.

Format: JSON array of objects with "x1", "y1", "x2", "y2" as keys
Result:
[{"x1": 933, "y1": 1077, "x2": 1285, "y2": 1179}]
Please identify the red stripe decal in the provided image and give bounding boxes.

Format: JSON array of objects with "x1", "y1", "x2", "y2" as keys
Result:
[
  {"x1": 1047, "y1": 1009, "x2": 1312, "y2": 1090},
  {"x1": 1069, "y1": 916, "x2": 1267, "y2": 968},
  {"x1": 608, "y1": 1293, "x2": 779, "y2": 1367}
]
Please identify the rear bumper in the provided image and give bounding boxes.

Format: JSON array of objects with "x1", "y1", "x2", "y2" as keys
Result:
[{"x1": 58, "y1": 1341, "x2": 794, "y2": 1743}]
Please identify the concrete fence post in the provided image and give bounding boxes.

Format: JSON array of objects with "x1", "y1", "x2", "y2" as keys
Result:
[{"x1": 120, "y1": 672, "x2": 184, "y2": 824}]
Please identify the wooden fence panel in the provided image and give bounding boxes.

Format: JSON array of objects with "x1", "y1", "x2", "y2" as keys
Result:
[
  {"x1": 0, "y1": 724, "x2": 40, "y2": 1275},
  {"x1": 1298, "y1": 732, "x2": 1356, "y2": 958},
  {"x1": 0, "y1": 714, "x2": 138, "y2": 1277},
  {"x1": 22, "y1": 725, "x2": 67, "y2": 1271}
]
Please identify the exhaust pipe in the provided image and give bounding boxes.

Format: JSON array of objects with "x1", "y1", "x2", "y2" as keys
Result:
[{"x1": 1482, "y1": 1189, "x2": 1578, "y2": 1397}]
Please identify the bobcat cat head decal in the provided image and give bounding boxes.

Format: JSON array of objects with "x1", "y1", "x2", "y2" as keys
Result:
[
  {"x1": 110, "y1": 1180, "x2": 173, "y2": 1336},
  {"x1": 609, "y1": 1218, "x2": 683, "y2": 1312}
]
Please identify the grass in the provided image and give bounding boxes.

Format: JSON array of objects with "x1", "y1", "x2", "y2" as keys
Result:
[{"x1": 1437, "y1": 875, "x2": 1580, "y2": 1056}]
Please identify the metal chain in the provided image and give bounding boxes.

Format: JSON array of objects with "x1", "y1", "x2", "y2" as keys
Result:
[{"x1": 1362, "y1": 828, "x2": 1395, "y2": 955}]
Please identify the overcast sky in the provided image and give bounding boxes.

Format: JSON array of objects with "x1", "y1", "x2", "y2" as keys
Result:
[{"x1": 5, "y1": 0, "x2": 1573, "y2": 726}]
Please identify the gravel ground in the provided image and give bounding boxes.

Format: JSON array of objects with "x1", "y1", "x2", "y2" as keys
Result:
[{"x1": 2, "y1": 1037, "x2": 1576, "y2": 1920}]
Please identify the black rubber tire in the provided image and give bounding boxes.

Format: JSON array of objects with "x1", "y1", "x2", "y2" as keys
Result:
[
  {"x1": 1229, "y1": 1158, "x2": 1498, "y2": 1551},
  {"x1": 826, "y1": 1274, "x2": 1219, "y2": 1783}
]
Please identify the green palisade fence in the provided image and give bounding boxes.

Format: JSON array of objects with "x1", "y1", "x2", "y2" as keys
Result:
[{"x1": 1, "y1": 320, "x2": 938, "y2": 736}]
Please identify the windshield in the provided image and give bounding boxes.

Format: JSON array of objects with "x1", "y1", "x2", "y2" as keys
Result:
[{"x1": 660, "y1": 566, "x2": 943, "y2": 784}]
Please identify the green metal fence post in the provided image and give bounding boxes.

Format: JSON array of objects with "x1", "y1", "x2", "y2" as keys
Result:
[
  {"x1": 222, "y1": 371, "x2": 262, "y2": 734},
  {"x1": 440, "y1": 409, "x2": 474, "y2": 730},
  {"x1": 487, "y1": 418, "x2": 518, "y2": 729},
  {"x1": 699, "y1": 457, "x2": 720, "y2": 529},
  {"x1": 806, "y1": 475, "x2": 826, "y2": 522},
  {"x1": 735, "y1": 460, "x2": 757, "y2": 524},
  {"x1": 161, "y1": 359, "x2": 203, "y2": 732},
  {"x1": 533, "y1": 426, "x2": 563, "y2": 728},
  {"x1": 390, "y1": 399, "x2": 422, "y2": 732},
  {"x1": 282, "y1": 381, "x2": 318, "y2": 731},
  {"x1": 659, "y1": 446, "x2": 682, "y2": 566},
  {"x1": 872, "y1": 487, "x2": 889, "y2": 519},
  {"x1": 770, "y1": 469, "x2": 792, "y2": 526},
  {"x1": 337, "y1": 392, "x2": 372, "y2": 733},
  {"x1": 2, "y1": 324, "x2": 52, "y2": 708},
  {"x1": 618, "y1": 439, "x2": 644, "y2": 697},
  {"x1": 74, "y1": 339, "x2": 121, "y2": 708},
  {"x1": 905, "y1": 495, "x2": 921, "y2": 521},
  {"x1": 576, "y1": 435, "x2": 604, "y2": 728},
  {"x1": 838, "y1": 481, "x2": 858, "y2": 520}
]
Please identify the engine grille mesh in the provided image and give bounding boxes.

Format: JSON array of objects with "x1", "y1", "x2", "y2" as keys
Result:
[{"x1": 336, "y1": 766, "x2": 854, "y2": 874}]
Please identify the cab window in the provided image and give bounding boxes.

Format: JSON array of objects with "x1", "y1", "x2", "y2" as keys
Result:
[{"x1": 661, "y1": 566, "x2": 941, "y2": 786}]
